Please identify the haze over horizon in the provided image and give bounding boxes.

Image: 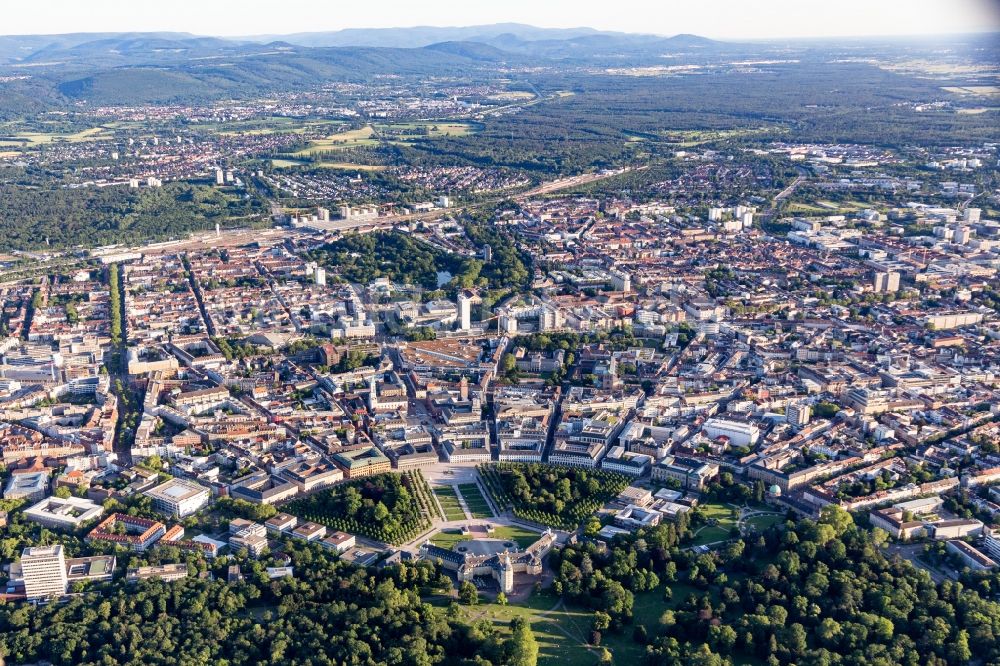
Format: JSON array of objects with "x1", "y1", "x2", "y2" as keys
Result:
[{"x1": 2, "y1": 0, "x2": 999, "y2": 41}]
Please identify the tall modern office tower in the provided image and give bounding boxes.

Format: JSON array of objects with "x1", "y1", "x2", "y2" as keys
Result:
[{"x1": 20, "y1": 544, "x2": 68, "y2": 600}]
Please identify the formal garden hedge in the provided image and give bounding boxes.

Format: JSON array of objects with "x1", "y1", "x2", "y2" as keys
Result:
[
  {"x1": 286, "y1": 470, "x2": 434, "y2": 544},
  {"x1": 478, "y1": 462, "x2": 630, "y2": 530}
]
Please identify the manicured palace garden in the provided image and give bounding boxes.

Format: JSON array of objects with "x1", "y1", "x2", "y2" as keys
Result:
[
  {"x1": 285, "y1": 470, "x2": 437, "y2": 544},
  {"x1": 478, "y1": 462, "x2": 630, "y2": 530}
]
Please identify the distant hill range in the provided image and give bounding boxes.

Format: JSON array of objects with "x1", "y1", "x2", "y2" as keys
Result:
[
  {"x1": 0, "y1": 24, "x2": 992, "y2": 114},
  {"x1": 245, "y1": 23, "x2": 621, "y2": 48},
  {"x1": 0, "y1": 24, "x2": 746, "y2": 113},
  {"x1": 0, "y1": 24, "x2": 734, "y2": 67},
  {"x1": 239, "y1": 24, "x2": 728, "y2": 51}
]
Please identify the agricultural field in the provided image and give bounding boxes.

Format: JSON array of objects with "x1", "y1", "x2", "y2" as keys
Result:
[
  {"x1": 270, "y1": 158, "x2": 309, "y2": 168},
  {"x1": 213, "y1": 117, "x2": 344, "y2": 136},
  {"x1": 378, "y1": 121, "x2": 478, "y2": 138},
  {"x1": 433, "y1": 484, "x2": 468, "y2": 521},
  {"x1": 786, "y1": 198, "x2": 875, "y2": 215},
  {"x1": 314, "y1": 162, "x2": 387, "y2": 170},
  {"x1": 657, "y1": 126, "x2": 775, "y2": 146},
  {"x1": 0, "y1": 125, "x2": 117, "y2": 146},
  {"x1": 486, "y1": 91, "x2": 536, "y2": 101},
  {"x1": 785, "y1": 202, "x2": 832, "y2": 214},
  {"x1": 288, "y1": 121, "x2": 479, "y2": 157},
  {"x1": 290, "y1": 126, "x2": 378, "y2": 156},
  {"x1": 941, "y1": 85, "x2": 1000, "y2": 96},
  {"x1": 271, "y1": 157, "x2": 387, "y2": 170},
  {"x1": 457, "y1": 482, "x2": 495, "y2": 518}
]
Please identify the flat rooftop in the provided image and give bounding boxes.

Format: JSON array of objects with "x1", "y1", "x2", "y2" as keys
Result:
[{"x1": 146, "y1": 478, "x2": 209, "y2": 501}]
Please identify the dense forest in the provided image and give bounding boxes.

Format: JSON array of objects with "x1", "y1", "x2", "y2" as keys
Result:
[
  {"x1": 307, "y1": 224, "x2": 530, "y2": 294},
  {"x1": 552, "y1": 505, "x2": 1000, "y2": 665},
  {"x1": 0, "y1": 182, "x2": 267, "y2": 251},
  {"x1": 306, "y1": 230, "x2": 464, "y2": 290},
  {"x1": 0, "y1": 541, "x2": 538, "y2": 666},
  {"x1": 398, "y1": 65, "x2": 1000, "y2": 175}
]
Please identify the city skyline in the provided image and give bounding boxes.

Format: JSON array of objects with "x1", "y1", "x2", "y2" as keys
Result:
[{"x1": 2, "y1": 0, "x2": 999, "y2": 40}]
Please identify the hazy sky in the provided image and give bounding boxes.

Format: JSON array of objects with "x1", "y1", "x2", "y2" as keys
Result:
[{"x1": 2, "y1": 0, "x2": 999, "y2": 39}]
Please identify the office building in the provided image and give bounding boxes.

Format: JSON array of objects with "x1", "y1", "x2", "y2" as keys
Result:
[
  {"x1": 144, "y1": 478, "x2": 211, "y2": 518},
  {"x1": 23, "y1": 496, "x2": 104, "y2": 530},
  {"x1": 20, "y1": 545, "x2": 68, "y2": 600},
  {"x1": 702, "y1": 418, "x2": 760, "y2": 447},
  {"x1": 458, "y1": 290, "x2": 474, "y2": 331}
]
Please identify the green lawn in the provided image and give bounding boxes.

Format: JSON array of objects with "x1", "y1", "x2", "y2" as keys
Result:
[
  {"x1": 429, "y1": 524, "x2": 541, "y2": 550},
  {"x1": 458, "y1": 483, "x2": 495, "y2": 519},
  {"x1": 432, "y1": 486, "x2": 467, "y2": 521},
  {"x1": 459, "y1": 594, "x2": 596, "y2": 666},
  {"x1": 458, "y1": 583, "x2": 703, "y2": 666},
  {"x1": 597, "y1": 583, "x2": 697, "y2": 662},
  {"x1": 690, "y1": 501, "x2": 740, "y2": 546},
  {"x1": 744, "y1": 514, "x2": 784, "y2": 533},
  {"x1": 441, "y1": 581, "x2": 768, "y2": 666}
]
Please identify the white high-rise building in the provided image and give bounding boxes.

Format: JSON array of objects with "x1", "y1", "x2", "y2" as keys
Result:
[
  {"x1": 315, "y1": 267, "x2": 327, "y2": 286},
  {"x1": 458, "y1": 291, "x2": 473, "y2": 331},
  {"x1": 964, "y1": 208, "x2": 981, "y2": 224},
  {"x1": 873, "y1": 271, "x2": 900, "y2": 294},
  {"x1": 741, "y1": 212, "x2": 754, "y2": 228},
  {"x1": 609, "y1": 269, "x2": 631, "y2": 293},
  {"x1": 723, "y1": 219, "x2": 743, "y2": 234},
  {"x1": 786, "y1": 403, "x2": 811, "y2": 427},
  {"x1": 215, "y1": 168, "x2": 225, "y2": 186},
  {"x1": 954, "y1": 226, "x2": 972, "y2": 244},
  {"x1": 20, "y1": 544, "x2": 68, "y2": 600}
]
